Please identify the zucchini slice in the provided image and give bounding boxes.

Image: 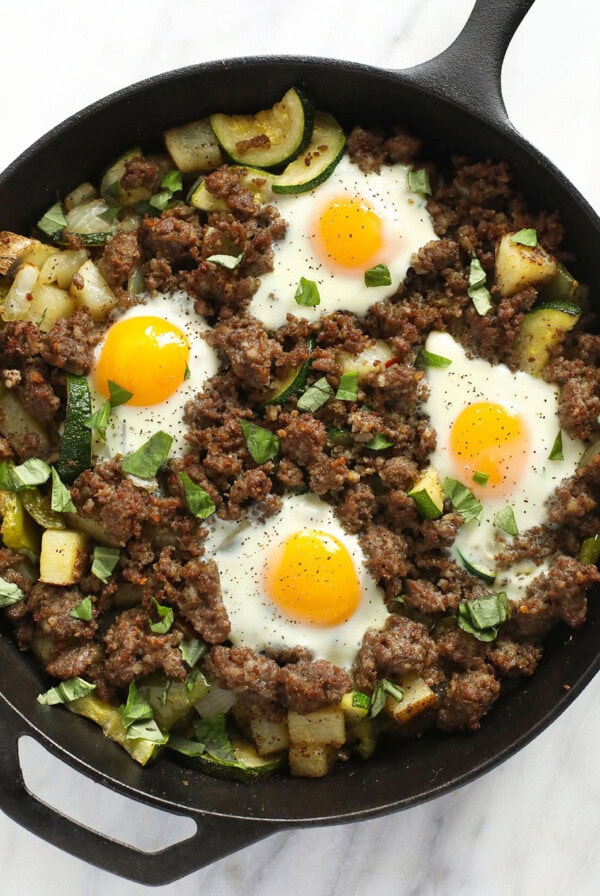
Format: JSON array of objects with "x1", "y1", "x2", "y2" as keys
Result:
[
  {"x1": 170, "y1": 737, "x2": 286, "y2": 781},
  {"x1": 272, "y1": 111, "x2": 346, "y2": 194},
  {"x1": 210, "y1": 87, "x2": 314, "y2": 170},
  {"x1": 456, "y1": 549, "x2": 496, "y2": 585},
  {"x1": 407, "y1": 467, "x2": 444, "y2": 520},
  {"x1": 517, "y1": 299, "x2": 581, "y2": 376},
  {"x1": 56, "y1": 374, "x2": 92, "y2": 484},
  {"x1": 188, "y1": 166, "x2": 274, "y2": 212},
  {"x1": 67, "y1": 694, "x2": 162, "y2": 766},
  {"x1": 262, "y1": 336, "x2": 316, "y2": 406}
]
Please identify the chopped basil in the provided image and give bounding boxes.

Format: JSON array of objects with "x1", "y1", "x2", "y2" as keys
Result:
[
  {"x1": 548, "y1": 431, "x2": 564, "y2": 461},
  {"x1": 161, "y1": 169, "x2": 183, "y2": 194},
  {"x1": 0, "y1": 577, "x2": 25, "y2": 608},
  {"x1": 294, "y1": 277, "x2": 320, "y2": 307},
  {"x1": 99, "y1": 206, "x2": 120, "y2": 224},
  {"x1": 457, "y1": 592, "x2": 509, "y2": 642},
  {"x1": 37, "y1": 201, "x2": 67, "y2": 237},
  {"x1": 37, "y1": 677, "x2": 96, "y2": 706},
  {"x1": 417, "y1": 349, "x2": 452, "y2": 368},
  {"x1": 119, "y1": 680, "x2": 154, "y2": 729},
  {"x1": 185, "y1": 667, "x2": 205, "y2": 692},
  {"x1": 91, "y1": 545, "x2": 121, "y2": 584},
  {"x1": 84, "y1": 401, "x2": 111, "y2": 441},
  {"x1": 121, "y1": 431, "x2": 173, "y2": 479},
  {"x1": 370, "y1": 679, "x2": 404, "y2": 718},
  {"x1": 149, "y1": 190, "x2": 172, "y2": 211},
  {"x1": 68, "y1": 595, "x2": 93, "y2": 622},
  {"x1": 168, "y1": 735, "x2": 207, "y2": 758},
  {"x1": 193, "y1": 714, "x2": 241, "y2": 765},
  {"x1": 0, "y1": 458, "x2": 51, "y2": 491},
  {"x1": 351, "y1": 691, "x2": 371, "y2": 712},
  {"x1": 579, "y1": 535, "x2": 600, "y2": 566},
  {"x1": 494, "y1": 506, "x2": 519, "y2": 536},
  {"x1": 468, "y1": 255, "x2": 492, "y2": 316},
  {"x1": 184, "y1": 363, "x2": 191, "y2": 381},
  {"x1": 443, "y1": 478, "x2": 483, "y2": 523},
  {"x1": 364, "y1": 264, "x2": 392, "y2": 288},
  {"x1": 510, "y1": 228, "x2": 538, "y2": 247},
  {"x1": 179, "y1": 472, "x2": 216, "y2": 519},
  {"x1": 335, "y1": 371, "x2": 358, "y2": 402},
  {"x1": 149, "y1": 597, "x2": 174, "y2": 634},
  {"x1": 50, "y1": 468, "x2": 76, "y2": 513},
  {"x1": 408, "y1": 168, "x2": 431, "y2": 196},
  {"x1": 364, "y1": 433, "x2": 394, "y2": 451},
  {"x1": 239, "y1": 420, "x2": 280, "y2": 464},
  {"x1": 206, "y1": 252, "x2": 244, "y2": 270},
  {"x1": 179, "y1": 637, "x2": 207, "y2": 668},
  {"x1": 296, "y1": 377, "x2": 334, "y2": 413},
  {"x1": 108, "y1": 380, "x2": 134, "y2": 407},
  {"x1": 472, "y1": 470, "x2": 489, "y2": 486},
  {"x1": 125, "y1": 719, "x2": 168, "y2": 744}
]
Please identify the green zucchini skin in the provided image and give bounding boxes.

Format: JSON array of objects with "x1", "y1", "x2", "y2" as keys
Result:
[{"x1": 56, "y1": 374, "x2": 92, "y2": 484}]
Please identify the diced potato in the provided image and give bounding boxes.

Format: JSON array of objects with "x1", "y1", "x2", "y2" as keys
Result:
[
  {"x1": 39, "y1": 249, "x2": 89, "y2": 289},
  {"x1": 250, "y1": 715, "x2": 290, "y2": 756},
  {"x1": 384, "y1": 673, "x2": 438, "y2": 725},
  {"x1": 39, "y1": 528, "x2": 88, "y2": 585},
  {"x1": 288, "y1": 706, "x2": 346, "y2": 747},
  {"x1": 495, "y1": 233, "x2": 558, "y2": 297},
  {"x1": 2, "y1": 262, "x2": 39, "y2": 320},
  {"x1": 164, "y1": 118, "x2": 223, "y2": 173},
  {"x1": 0, "y1": 390, "x2": 50, "y2": 456},
  {"x1": 0, "y1": 231, "x2": 37, "y2": 275},
  {"x1": 29, "y1": 282, "x2": 77, "y2": 331},
  {"x1": 64, "y1": 182, "x2": 98, "y2": 211},
  {"x1": 69, "y1": 259, "x2": 117, "y2": 320},
  {"x1": 21, "y1": 242, "x2": 60, "y2": 269},
  {"x1": 288, "y1": 742, "x2": 338, "y2": 778},
  {"x1": 336, "y1": 339, "x2": 394, "y2": 382}
]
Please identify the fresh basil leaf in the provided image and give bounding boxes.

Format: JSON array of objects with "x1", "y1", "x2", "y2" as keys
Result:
[
  {"x1": 335, "y1": 371, "x2": 358, "y2": 402},
  {"x1": 457, "y1": 592, "x2": 509, "y2": 642},
  {"x1": 548, "y1": 430, "x2": 563, "y2": 461},
  {"x1": 0, "y1": 577, "x2": 25, "y2": 608},
  {"x1": 364, "y1": 433, "x2": 394, "y2": 451},
  {"x1": 443, "y1": 478, "x2": 483, "y2": 523},
  {"x1": 99, "y1": 206, "x2": 120, "y2": 224},
  {"x1": 108, "y1": 380, "x2": 134, "y2": 407},
  {"x1": 37, "y1": 677, "x2": 96, "y2": 706},
  {"x1": 294, "y1": 277, "x2": 320, "y2": 307},
  {"x1": 179, "y1": 637, "x2": 207, "y2": 668},
  {"x1": 50, "y1": 468, "x2": 76, "y2": 513},
  {"x1": 184, "y1": 363, "x2": 191, "y2": 381},
  {"x1": 168, "y1": 735, "x2": 206, "y2": 758},
  {"x1": 468, "y1": 255, "x2": 492, "y2": 316},
  {"x1": 91, "y1": 545, "x2": 121, "y2": 583},
  {"x1": 121, "y1": 431, "x2": 173, "y2": 479},
  {"x1": 408, "y1": 168, "x2": 431, "y2": 195},
  {"x1": 364, "y1": 264, "x2": 392, "y2": 288},
  {"x1": 149, "y1": 597, "x2": 174, "y2": 634},
  {"x1": 185, "y1": 667, "x2": 205, "y2": 692},
  {"x1": 510, "y1": 228, "x2": 537, "y2": 247},
  {"x1": 179, "y1": 472, "x2": 216, "y2": 519},
  {"x1": 0, "y1": 462, "x2": 16, "y2": 491},
  {"x1": 161, "y1": 169, "x2": 183, "y2": 193},
  {"x1": 239, "y1": 420, "x2": 280, "y2": 464},
  {"x1": 119, "y1": 680, "x2": 154, "y2": 729},
  {"x1": 0, "y1": 458, "x2": 52, "y2": 491},
  {"x1": 206, "y1": 253, "x2": 244, "y2": 270},
  {"x1": 472, "y1": 470, "x2": 489, "y2": 486},
  {"x1": 494, "y1": 506, "x2": 519, "y2": 536},
  {"x1": 68, "y1": 595, "x2": 93, "y2": 622},
  {"x1": 417, "y1": 349, "x2": 452, "y2": 369},
  {"x1": 149, "y1": 190, "x2": 172, "y2": 211},
  {"x1": 125, "y1": 718, "x2": 168, "y2": 744},
  {"x1": 193, "y1": 714, "x2": 241, "y2": 765},
  {"x1": 579, "y1": 535, "x2": 600, "y2": 566},
  {"x1": 296, "y1": 377, "x2": 334, "y2": 413},
  {"x1": 351, "y1": 691, "x2": 371, "y2": 712},
  {"x1": 370, "y1": 679, "x2": 404, "y2": 718},
  {"x1": 37, "y1": 201, "x2": 67, "y2": 236},
  {"x1": 83, "y1": 401, "x2": 111, "y2": 441}
]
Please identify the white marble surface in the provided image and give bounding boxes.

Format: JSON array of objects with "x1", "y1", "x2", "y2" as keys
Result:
[{"x1": 1, "y1": 0, "x2": 599, "y2": 892}]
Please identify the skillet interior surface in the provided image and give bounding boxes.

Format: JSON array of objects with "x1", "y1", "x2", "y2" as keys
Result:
[{"x1": 1, "y1": 54, "x2": 599, "y2": 832}]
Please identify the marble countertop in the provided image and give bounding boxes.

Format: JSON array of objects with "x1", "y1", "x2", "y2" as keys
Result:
[{"x1": 1, "y1": 0, "x2": 599, "y2": 893}]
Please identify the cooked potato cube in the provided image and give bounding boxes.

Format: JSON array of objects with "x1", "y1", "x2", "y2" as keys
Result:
[
  {"x1": 21, "y1": 242, "x2": 61, "y2": 270},
  {"x1": 336, "y1": 339, "x2": 394, "y2": 382},
  {"x1": 69, "y1": 259, "x2": 116, "y2": 320},
  {"x1": 2, "y1": 263, "x2": 39, "y2": 320},
  {"x1": 29, "y1": 283, "x2": 77, "y2": 331},
  {"x1": 64, "y1": 182, "x2": 98, "y2": 211},
  {"x1": 288, "y1": 706, "x2": 346, "y2": 747},
  {"x1": 495, "y1": 233, "x2": 558, "y2": 297},
  {"x1": 288, "y1": 742, "x2": 338, "y2": 778},
  {"x1": 39, "y1": 249, "x2": 89, "y2": 289},
  {"x1": 384, "y1": 673, "x2": 438, "y2": 725},
  {"x1": 250, "y1": 716, "x2": 290, "y2": 756},
  {"x1": 39, "y1": 529, "x2": 88, "y2": 585}
]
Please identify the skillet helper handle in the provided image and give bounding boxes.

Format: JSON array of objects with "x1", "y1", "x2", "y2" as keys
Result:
[
  {"x1": 0, "y1": 701, "x2": 275, "y2": 886},
  {"x1": 403, "y1": 0, "x2": 536, "y2": 127}
]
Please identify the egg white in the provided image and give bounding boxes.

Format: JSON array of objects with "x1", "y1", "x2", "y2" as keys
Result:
[
  {"x1": 89, "y1": 290, "x2": 219, "y2": 459},
  {"x1": 422, "y1": 331, "x2": 584, "y2": 602},
  {"x1": 248, "y1": 155, "x2": 438, "y2": 330},
  {"x1": 203, "y1": 493, "x2": 389, "y2": 668}
]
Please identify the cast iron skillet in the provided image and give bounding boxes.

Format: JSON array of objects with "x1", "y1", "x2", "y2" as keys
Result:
[{"x1": 0, "y1": 0, "x2": 599, "y2": 885}]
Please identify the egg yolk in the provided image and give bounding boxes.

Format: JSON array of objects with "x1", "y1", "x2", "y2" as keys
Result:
[
  {"x1": 265, "y1": 529, "x2": 361, "y2": 626},
  {"x1": 94, "y1": 316, "x2": 190, "y2": 406},
  {"x1": 450, "y1": 401, "x2": 530, "y2": 496},
  {"x1": 314, "y1": 196, "x2": 384, "y2": 270}
]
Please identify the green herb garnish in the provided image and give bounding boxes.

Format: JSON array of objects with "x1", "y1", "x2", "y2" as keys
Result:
[
  {"x1": 510, "y1": 228, "x2": 538, "y2": 247},
  {"x1": 494, "y1": 506, "x2": 519, "y2": 536},
  {"x1": 50, "y1": 467, "x2": 76, "y2": 513},
  {"x1": 408, "y1": 168, "x2": 431, "y2": 196},
  {"x1": 0, "y1": 577, "x2": 25, "y2": 608},
  {"x1": 417, "y1": 349, "x2": 452, "y2": 368},
  {"x1": 37, "y1": 201, "x2": 67, "y2": 237},
  {"x1": 468, "y1": 255, "x2": 492, "y2": 316},
  {"x1": 108, "y1": 380, "x2": 134, "y2": 407},
  {"x1": 364, "y1": 434, "x2": 394, "y2": 451},
  {"x1": 179, "y1": 472, "x2": 216, "y2": 519},
  {"x1": 161, "y1": 169, "x2": 183, "y2": 193},
  {"x1": 457, "y1": 592, "x2": 509, "y2": 642},
  {"x1": 121, "y1": 431, "x2": 173, "y2": 479},
  {"x1": 0, "y1": 458, "x2": 51, "y2": 490},
  {"x1": 125, "y1": 719, "x2": 168, "y2": 744},
  {"x1": 119, "y1": 680, "x2": 154, "y2": 729},
  {"x1": 38, "y1": 677, "x2": 96, "y2": 706},
  {"x1": 149, "y1": 598, "x2": 174, "y2": 634},
  {"x1": 168, "y1": 735, "x2": 207, "y2": 758},
  {"x1": 91, "y1": 545, "x2": 121, "y2": 584},
  {"x1": 68, "y1": 595, "x2": 93, "y2": 622},
  {"x1": 370, "y1": 679, "x2": 404, "y2": 718},
  {"x1": 548, "y1": 431, "x2": 564, "y2": 461},
  {"x1": 83, "y1": 402, "x2": 111, "y2": 442},
  {"x1": 193, "y1": 714, "x2": 241, "y2": 765},
  {"x1": 294, "y1": 277, "x2": 320, "y2": 307},
  {"x1": 296, "y1": 377, "x2": 334, "y2": 413},
  {"x1": 179, "y1": 638, "x2": 207, "y2": 668},
  {"x1": 239, "y1": 420, "x2": 280, "y2": 464},
  {"x1": 443, "y1": 478, "x2": 483, "y2": 523},
  {"x1": 206, "y1": 253, "x2": 244, "y2": 270},
  {"x1": 335, "y1": 371, "x2": 359, "y2": 402},
  {"x1": 364, "y1": 264, "x2": 392, "y2": 288}
]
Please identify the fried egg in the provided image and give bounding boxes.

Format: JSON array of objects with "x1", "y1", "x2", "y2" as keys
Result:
[
  {"x1": 89, "y1": 290, "x2": 218, "y2": 459},
  {"x1": 422, "y1": 331, "x2": 584, "y2": 601},
  {"x1": 248, "y1": 156, "x2": 437, "y2": 330},
  {"x1": 204, "y1": 493, "x2": 388, "y2": 667}
]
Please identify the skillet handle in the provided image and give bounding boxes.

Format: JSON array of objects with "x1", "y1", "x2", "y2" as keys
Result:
[
  {"x1": 402, "y1": 0, "x2": 536, "y2": 128},
  {"x1": 0, "y1": 701, "x2": 276, "y2": 886}
]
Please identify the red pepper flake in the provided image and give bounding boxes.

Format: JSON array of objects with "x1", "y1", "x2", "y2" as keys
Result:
[{"x1": 385, "y1": 356, "x2": 401, "y2": 368}]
